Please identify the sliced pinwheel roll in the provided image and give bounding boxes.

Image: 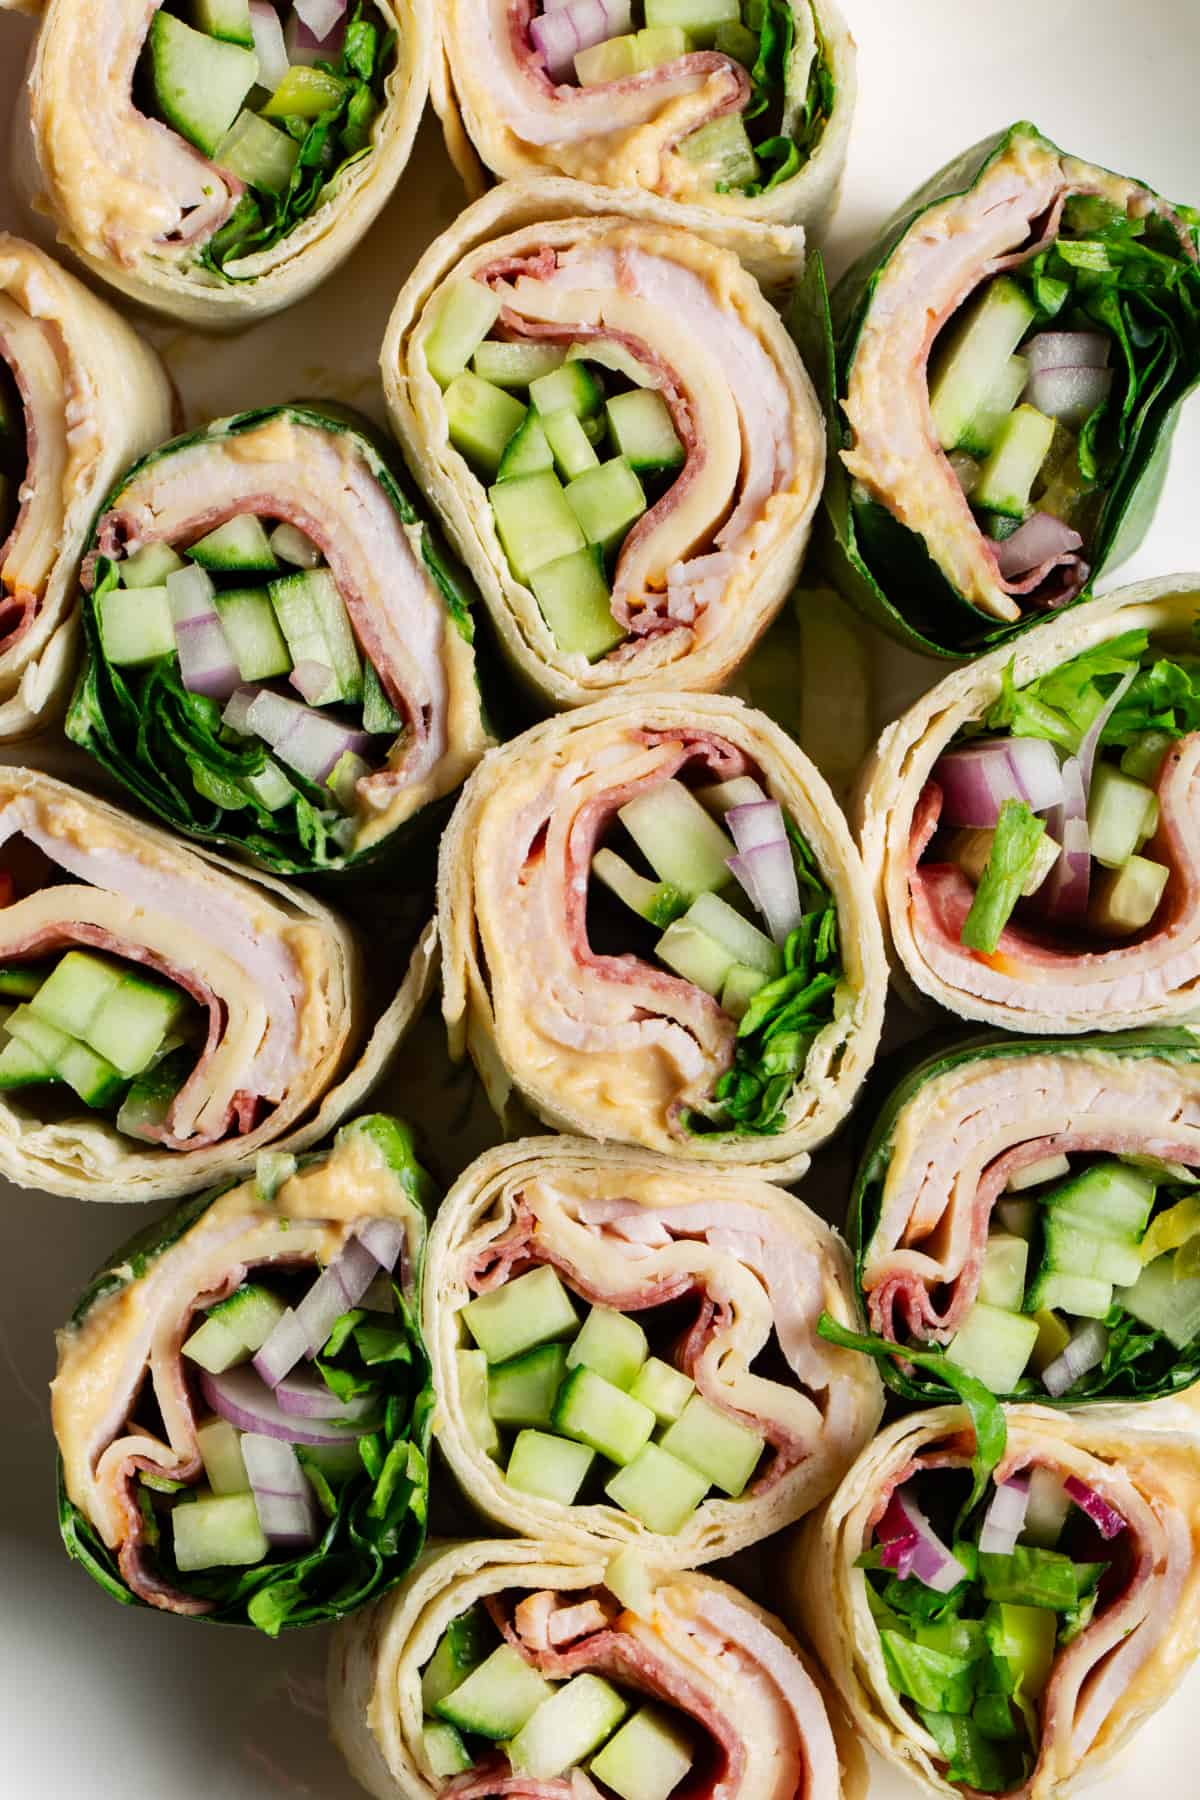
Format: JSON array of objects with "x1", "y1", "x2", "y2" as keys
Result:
[
  {"x1": 54, "y1": 1116, "x2": 434, "y2": 1631},
  {"x1": 422, "y1": 1137, "x2": 883, "y2": 1566},
  {"x1": 382, "y1": 181, "x2": 825, "y2": 706},
  {"x1": 857, "y1": 577, "x2": 1200, "y2": 1032},
  {"x1": 814, "y1": 120, "x2": 1200, "y2": 656},
  {"x1": 0, "y1": 766, "x2": 433, "y2": 1201},
  {"x1": 0, "y1": 234, "x2": 173, "y2": 740},
  {"x1": 849, "y1": 1033, "x2": 1200, "y2": 1408},
  {"x1": 329, "y1": 1537, "x2": 865, "y2": 1799},
  {"x1": 433, "y1": 1, "x2": 856, "y2": 250},
  {"x1": 15, "y1": 0, "x2": 432, "y2": 326},
  {"x1": 440, "y1": 694, "x2": 885, "y2": 1174},
  {"x1": 792, "y1": 1405, "x2": 1200, "y2": 1800},
  {"x1": 65, "y1": 404, "x2": 492, "y2": 876}
]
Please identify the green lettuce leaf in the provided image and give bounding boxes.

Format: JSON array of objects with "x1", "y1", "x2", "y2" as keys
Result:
[{"x1": 960, "y1": 800, "x2": 1047, "y2": 953}]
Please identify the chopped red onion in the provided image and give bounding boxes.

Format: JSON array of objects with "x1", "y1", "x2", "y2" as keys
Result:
[
  {"x1": 993, "y1": 512, "x2": 1083, "y2": 580},
  {"x1": 1077, "y1": 667, "x2": 1137, "y2": 799},
  {"x1": 201, "y1": 1366, "x2": 373, "y2": 1446},
  {"x1": 876, "y1": 1485, "x2": 968, "y2": 1593},
  {"x1": 1042, "y1": 755, "x2": 1091, "y2": 920},
  {"x1": 530, "y1": 0, "x2": 633, "y2": 80},
  {"x1": 245, "y1": 689, "x2": 369, "y2": 783},
  {"x1": 979, "y1": 1473, "x2": 1031, "y2": 1555},
  {"x1": 357, "y1": 1218, "x2": 405, "y2": 1272},
  {"x1": 242, "y1": 1432, "x2": 320, "y2": 1548},
  {"x1": 289, "y1": 659, "x2": 335, "y2": 704},
  {"x1": 293, "y1": 0, "x2": 346, "y2": 43},
  {"x1": 249, "y1": 1, "x2": 289, "y2": 89},
  {"x1": 174, "y1": 614, "x2": 242, "y2": 700},
  {"x1": 727, "y1": 840, "x2": 803, "y2": 944},
  {"x1": 1025, "y1": 364, "x2": 1113, "y2": 429},
  {"x1": 252, "y1": 1307, "x2": 309, "y2": 1388},
  {"x1": 726, "y1": 801, "x2": 787, "y2": 853},
  {"x1": 1041, "y1": 1319, "x2": 1108, "y2": 1396},
  {"x1": 254, "y1": 1234, "x2": 385, "y2": 1387},
  {"x1": 726, "y1": 852, "x2": 764, "y2": 915},
  {"x1": 935, "y1": 737, "x2": 1063, "y2": 827},
  {"x1": 1064, "y1": 1475, "x2": 1126, "y2": 1540},
  {"x1": 285, "y1": 7, "x2": 344, "y2": 61},
  {"x1": 222, "y1": 684, "x2": 261, "y2": 737},
  {"x1": 274, "y1": 1369, "x2": 379, "y2": 1423},
  {"x1": 1023, "y1": 332, "x2": 1111, "y2": 376}
]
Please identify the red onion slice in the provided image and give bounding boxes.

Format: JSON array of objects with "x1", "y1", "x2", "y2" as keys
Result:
[
  {"x1": 290, "y1": 659, "x2": 335, "y2": 705},
  {"x1": 357, "y1": 1218, "x2": 406, "y2": 1272},
  {"x1": 877, "y1": 1484, "x2": 968, "y2": 1593},
  {"x1": 249, "y1": 1, "x2": 289, "y2": 89},
  {"x1": 979, "y1": 1473, "x2": 1031, "y2": 1555},
  {"x1": 994, "y1": 512, "x2": 1083, "y2": 580},
  {"x1": 1024, "y1": 332, "x2": 1111, "y2": 375},
  {"x1": 293, "y1": 0, "x2": 346, "y2": 42},
  {"x1": 252, "y1": 1308, "x2": 309, "y2": 1389},
  {"x1": 935, "y1": 737, "x2": 1064, "y2": 826},
  {"x1": 242, "y1": 1432, "x2": 320, "y2": 1549},
  {"x1": 726, "y1": 801, "x2": 788, "y2": 854},
  {"x1": 274, "y1": 1369, "x2": 379, "y2": 1423},
  {"x1": 245, "y1": 689, "x2": 369, "y2": 783},
  {"x1": 530, "y1": 0, "x2": 633, "y2": 79},
  {"x1": 1026, "y1": 365, "x2": 1114, "y2": 429},
  {"x1": 201, "y1": 1366, "x2": 375, "y2": 1446},
  {"x1": 254, "y1": 1233, "x2": 384, "y2": 1389},
  {"x1": 1042, "y1": 755, "x2": 1091, "y2": 921},
  {"x1": 1077, "y1": 667, "x2": 1137, "y2": 799},
  {"x1": 1064, "y1": 1475, "x2": 1126, "y2": 1540},
  {"x1": 727, "y1": 841, "x2": 803, "y2": 944},
  {"x1": 1041, "y1": 1319, "x2": 1108, "y2": 1396},
  {"x1": 222, "y1": 684, "x2": 261, "y2": 737}
]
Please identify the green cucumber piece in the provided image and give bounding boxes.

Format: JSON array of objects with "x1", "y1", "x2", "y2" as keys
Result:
[
  {"x1": 242, "y1": 761, "x2": 296, "y2": 811},
  {"x1": 489, "y1": 471, "x2": 586, "y2": 581},
  {"x1": 0, "y1": 966, "x2": 46, "y2": 1000},
  {"x1": 956, "y1": 355, "x2": 1030, "y2": 460},
  {"x1": 928, "y1": 277, "x2": 1037, "y2": 452},
  {"x1": 589, "y1": 1704, "x2": 694, "y2": 1800},
  {"x1": 267, "y1": 569, "x2": 337, "y2": 701},
  {"x1": 654, "y1": 919, "x2": 734, "y2": 997},
  {"x1": 497, "y1": 412, "x2": 555, "y2": 482},
  {"x1": 214, "y1": 588, "x2": 291, "y2": 681},
  {"x1": 269, "y1": 522, "x2": 321, "y2": 569},
  {"x1": 424, "y1": 281, "x2": 504, "y2": 389},
  {"x1": 115, "y1": 1052, "x2": 188, "y2": 1141},
  {"x1": 506, "y1": 1428, "x2": 594, "y2": 1504},
  {"x1": 300, "y1": 1440, "x2": 362, "y2": 1483},
  {"x1": 1041, "y1": 1162, "x2": 1156, "y2": 1238},
  {"x1": 260, "y1": 65, "x2": 347, "y2": 119},
  {"x1": 29, "y1": 950, "x2": 122, "y2": 1038},
  {"x1": 446, "y1": 372, "x2": 527, "y2": 477},
  {"x1": 421, "y1": 1604, "x2": 493, "y2": 1711},
  {"x1": 712, "y1": 20, "x2": 756, "y2": 62},
  {"x1": 604, "y1": 1443, "x2": 709, "y2": 1534},
  {"x1": 1086, "y1": 764, "x2": 1157, "y2": 870},
  {"x1": 627, "y1": 1356, "x2": 694, "y2": 1425},
  {"x1": 188, "y1": 0, "x2": 253, "y2": 47},
  {"x1": 995, "y1": 1199, "x2": 1037, "y2": 1240},
  {"x1": 530, "y1": 546, "x2": 625, "y2": 661},
  {"x1": 575, "y1": 33, "x2": 641, "y2": 84},
  {"x1": 209, "y1": 1282, "x2": 287, "y2": 1352},
  {"x1": 487, "y1": 1342, "x2": 568, "y2": 1429},
  {"x1": 1023, "y1": 1268, "x2": 1112, "y2": 1320},
  {"x1": 977, "y1": 1235, "x2": 1029, "y2": 1311},
  {"x1": 605, "y1": 389, "x2": 685, "y2": 475},
  {"x1": 510, "y1": 1674, "x2": 628, "y2": 1781},
  {"x1": 677, "y1": 114, "x2": 758, "y2": 186},
  {"x1": 435, "y1": 1643, "x2": 554, "y2": 1740},
  {"x1": 719, "y1": 962, "x2": 767, "y2": 1020},
  {"x1": 946, "y1": 1302, "x2": 1039, "y2": 1390},
  {"x1": 472, "y1": 341, "x2": 566, "y2": 389},
  {"x1": 542, "y1": 409, "x2": 601, "y2": 482},
  {"x1": 0, "y1": 1034, "x2": 54, "y2": 1090},
  {"x1": 644, "y1": 0, "x2": 738, "y2": 46},
  {"x1": 423, "y1": 1721, "x2": 474, "y2": 1779},
  {"x1": 685, "y1": 892, "x2": 783, "y2": 979},
  {"x1": 1089, "y1": 854, "x2": 1169, "y2": 935},
  {"x1": 308, "y1": 570, "x2": 362, "y2": 702},
  {"x1": 566, "y1": 1306, "x2": 648, "y2": 1391},
  {"x1": 147, "y1": 12, "x2": 258, "y2": 157},
  {"x1": 695, "y1": 776, "x2": 765, "y2": 815},
  {"x1": 1116, "y1": 1255, "x2": 1200, "y2": 1349},
  {"x1": 457, "y1": 1347, "x2": 501, "y2": 1455},
  {"x1": 58, "y1": 1038, "x2": 126, "y2": 1108},
  {"x1": 552, "y1": 1367, "x2": 656, "y2": 1467},
  {"x1": 1120, "y1": 730, "x2": 1174, "y2": 785},
  {"x1": 461, "y1": 1265, "x2": 579, "y2": 1364},
  {"x1": 120, "y1": 542, "x2": 186, "y2": 588},
  {"x1": 973, "y1": 404, "x2": 1055, "y2": 519},
  {"x1": 1041, "y1": 1218, "x2": 1142, "y2": 1287},
  {"x1": 362, "y1": 661, "x2": 405, "y2": 735},
  {"x1": 657, "y1": 1394, "x2": 763, "y2": 1497},
  {"x1": 212, "y1": 110, "x2": 300, "y2": 195},
  {"x1": 604, "y1": 1545, "x2": 655, "y2": 1615},
  {"x1": 172, "y1": 1490, "x2": 267, "y2": 1572},
  {"x1": 187, "y1": 515, "x2": 277, "y2": 573},
  {"x1": 196, "y1": 1417, "x2": 249, "y2": 1495},
  {"x1": 86, "y1": 968, "x2": 188, "y2": 1078},
  {"x1": 182, "y1": 1313, "x2": 247, "y2": 1374},
  {"x1": 530, "y1": 361, "x2": 603, "y2": 421},
  {"x1": 618, "y1": 778, "x2": 735, "y2": 900},
  {"x1": 1006, "y1": 1152, "x2": 1072, "y2": 1193},
  {"x1": 985, "y1": 1602, "x2": 1056, "y2": 1700},
  {"x1": 567, "y1": 340, "x2": 655, "y2": 391},
  {"x1": 591, "y1": 848, "x2": 687, "y2": 928},
  {"x1": 565, "y1": 457, "x2": 647, "y2": 553},
  {"x1": 98, "y1": 585, "x2": 176, "y2": 667}
]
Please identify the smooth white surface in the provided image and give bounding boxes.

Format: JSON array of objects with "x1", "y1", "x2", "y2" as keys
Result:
[{"x1": 2, "y1": 3, "x2": 1200, "y2": 1794}]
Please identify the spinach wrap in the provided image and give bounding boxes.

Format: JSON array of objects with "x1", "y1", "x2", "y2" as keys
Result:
[
  {"x1": 54, "y1": 1115, "x2": 435, "y2": 1633},
  {"x1": 811, "y1": 121, "x2": 1200, "y2": 657},
  {"x1": 66, "y1": 404, "x2": 492, "y2": 877}
]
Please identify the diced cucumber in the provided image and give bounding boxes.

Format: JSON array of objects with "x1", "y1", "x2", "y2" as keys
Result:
[
  {"x1": 530, "y1": 547, "x2": 625, "y2": 662},
  {"x1": 948, "y1": 826, "x2": 1060, "y2": 898},
  {"x1": 261, "y1": 65, "x2": 347, "y2": 119},
  {"x1": 542, "y1": 409, "x2": 601, "y2": 482},
  {"x1": 115, "y1": 1054, "x2": 187, "y2": 1141},
  {"x1": 605, "y1": 389, "x2": 685, "y2": 476},
  {"x1": 589, "y1": 1704, "x2": 694, "y2": 1800},
  {"x1": 435, "y1": 1644, "x2": 554, "y2": 1740},
  {"x1": 694, "y1": 776, "x2": 766, "y2": 815},
  {"x1": 1023, "y1": 1466, "x2": 1072, "y2": 1546},
  {"x1": 604, "y1": 1545, "x2": 654, "y2": 1616},
  {"x1": 243, "y1": 761, "x2": 296, "y2": 811},
  {"x1": 1023, "y1": 1269, "x2": 1112, "y2": 1320},
  {"x1": 196, "y1": 1417, "x2": 249, "y2": 1495},
  {"x1": 1006, "y1": 1153, "x2": 1071, "y2": 1193},
  {"x1": 172, "y1": 1490, "x2": 267, "y2": 1571},
  {"x1": 618, "y1": 778, "x2": 735, "y2": 900},
  {"x1": 985, "y1": 1603, "x2": 1056, "y2": 1701},
  {"x1": 362, "y1": 662, "x2": 405, "y2": 736},
  {"x1": 978, "y1": 1235, "x2": 1029, "y2": 1311},
  {"x1": 658, "y1": 1394, "x2": 763, "y2": 1497},
  {"x1": 187, "y1": 514, "x2": 277, "y2": 573},
  {"x1": 0, "y1": 1034, "x2": 53, "y2": 1090},
  {"x1": 575, "y1": 33, "x2": 640, "y2": 84},
  {"x1": 509, "y1": 1674, "x2": 628, "y2": 1780},
  {"x1": 86, "y1": 969, "x2": 188, "y2": 1078},
  {"x1": 1041, "y1": 1162, "x2": 1156, "y2": 1238},
  {"x1": 637, "y1": 23, "x2": 691, "y2": 63},
  {"x1": 553, "y1": 1367, "x2": 656, "y2": 1467},
  {"x1": 1087, "y1": 764, "x2": 1157, "y2": 869},
  {"x1": 566, "y1": 1307, "x2": 648, "y2": 1391},
  {"x1": 1121, "y1": 730, "x2": 1174, "y2": 785},
  {"x1": 421, "y1": 1605, "x2": 493, "y2": 1711},
  {"x1": 685, "y1": 892, "x2": 783, "y2": 979},
  {"x1": 928, "y1": 277, "x2": 1037, "y2": 452},
  {"x1": 654, "y1": 919, "x2": 734, "y2": 997},
  {"x1": 147, "y1": 12, "x2": 258, "y2": 157},
  {"x1": 58, "y1": 1038, "x2": 126, "y2": 1109},
  {"x1": 604, "y1": 1443, "x2": 709, "y2": 1534},
  {"x1": 627, "y1": 1356, "x2": 694, "y2": 1425},
  {"x1": 0, "y1": 967, "x2": 46, "y2": 1000},
  {"x1": 458, "y1": 1348, "x2": 501, "y2": 1456},
  {"x1": 506, "y1": 1429, "x2": 594, "y2": 1504},
  {"x1": 497, "y1": 412, "x2": 555, "y2": 482},
  {"x1": 423, "y1": 1721, "x2": 473, "y2": 1780},
  {"x1": 488, "y1": 1342, "x2": 568, "y2": 1429},
  {"x1": 424, "y1": 281, "x2": 503, "y2": 389},
  {"x1": 212, "y1": 110, "x2": 299, "y2": 195},
  {"x1": 1028, "y1": 1308, "x2": 1072, "y2": 1377},
  {"x1": 462, "y1": 1265, "x2": 579, "y2": 1364},
  {"x1": 565, "y1": 457, "x2": 647, "y2": 553},
  {"x1": 956, "y1": 355, "x2": 1030, "y2": 460},
  {"x1": 5, "y1": 1007, "x2": 71, "y2": 1071},
  {"x1": 720, "y1": 962, "x2": 768, "y2": 1022},
  {"x1": 267, "y1": 570, "x2": 335, "y2": 700},
  {"x1": 1041, "y1": 1218, "x2": 1143, "y2": 1287},
  {"x1": 591, "y1": 848, "x2": 687, "y2": 929},
  {"x1": 307, "y1": 570, "x2": 361, "y2": 702},
  {"x1": 946, "y1": 1302, "x2": 1038, "y2": 1390},
  {"x1": 530, "y1": 361, "x2": 603, "y2": 422},
  {"x1": 472, "y1": 341, "x2": 566, "y2": 389},
  {"x1": 210, "y1": 1282, "x2": 287, "y2": 1352},
  {"x1": 490, "y1": 470, "x2": 586, "y2": 582},
  {"x1": 973, "y1": 404, "x2": 1056, "y2": 519},
  {"x1": 269, "y1": 522, "x2": 322, "y2": 569},
  {"x1": 182, "y1": 1313, "x2": 247, "y2": 1374},
  {"x1": 446, "y1": 372, "x2": 527, "y2": 478},
  {"x1": 98, "y1": 585, "x2": 176, "y2": 667},
  {"x1": 189, "y1": 0, "x2": 253, "y2": 46},
  {"x1": 120, "y1": 542, "x2": 185, "y2": 588},
  {"x1": 1117, "y1": 1255, "x2": 1200, "y2": 1349},
  {"x1": 214, "y1": 588, "x2": 291, "y2": 681},
  {"x1": 677, "y1": 114, "x2": 758, "y2": 186},
  {"x1": 995, "y1": 1199, "x2": 1037, "y2": 1240},
  {"x1": 644, "y1": 0, "x2": 738, "y2": 42},
  {"x1": 1088, "y1": 854, "x2": 1169, "y2": 935},
  {"x1": 712, "y1": 20, "x2": 755, "y2": 61},
  {"x1": 29, "y1": 951, "x2": 121, "y2": 1039}
]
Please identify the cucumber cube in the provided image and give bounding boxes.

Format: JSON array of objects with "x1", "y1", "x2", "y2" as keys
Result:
[
  {"x1": 462, "y1": 1265, "x2": 579, "y2": 1363},
  {"x1": 214, "y1": 588, "x2": 291, "y2": 681},
  {"x1": 489, "y1": 471, "x2": 586, "y2": 582},
  {"x1": 1023, "y1": 1466, "x2": 1072, "y2": 1546},
  {"x1": 995, "y1": 1199, "x2": 1037, "y2": 1241},
  {"x1": 506, "y1": 1429, "x2": 594, "y2": 1504},
  {"x1": 604, "y1": 1443, "x2": 709, "y2": 1534},
  {"x1": 985, "y1": 1603, "x2": 1056, "y2": 1700},
  {"x1": 1028, "y1": 1308, "x2": 1072, "y2": 1376},
  {"x1": 148, "y1": 12, "x2": 258, "y2": 158},
  {"x1": 604, "y1": 1545, "x2": 655, "y2": 1616},
  {"x1": 182, "y1": 1314, "x2": 247, "y2": 1374},
  {"x1": 446, "y1": 372, "x2": 527, "y2": 478},
  {"x1": 720, "y1": 962, "x2": 768, "y2": 1021},
  {"x1": 542, "y1": 409, "x2": 601, "y2": 481},
  {"x1": 29, "y1": 950, "x2": 122, "y2": 1038},
  {"x1": 654, "y1": 920, "x2": 734, "y2": 997},
  {"x1": 421, "y1": 1606, "x2": 492, "y2": 1711},
  {"x1": 98, "y1": 585, "x2": 176, "y2": 667},
  {"x1": 243, "y1": 762, "x2": 296, "y2": 811},
  {"x1": 685, "y1": 892, "x2": 783, "y2": 979},
  {"x1": 424, "y1": 280, "x2": 503, "y2": 388},
  {"x1": 423, "y1": 1721, "x2": 473, "y2": 1780},
  {"x1": 553, "y1": 1367, "x2": 656, "y2": 1467},
  {"x1": 645, "y1": 0, "x2": 738, "y2": 46},
  {"x1": 972, "y1": 404, "x2": 1055, "y2": 519},
  {"x1": 695, "y1": 776, "x2": 766, "y2": 815},
  {"x1": 605, "y1": 389, "x2": 685, "y2": 475},
  {"x1": 58, "y1": 1039, "x2": 125, "y2": 1108},
  {"x1": 1089, "y1": 855, "x2": 1169, "y2": 935},
  {"x1": 677, "y1": 115, "x2": 758, "y2": 186},
  {"x1": 212, "y1": 111, "x2": 299, "y2": 195},
  {"x1": 362, "y1": 662, "x2": 405, "y2": 736},
  {"x1": 566, "y1": 1307, "x2": 649, "y2": 1391},
  {"x1": 435, "y1": 1644, "x2": 554, "y2": 1740},
  {"x1": 1042, "y1": 1218, "x2": 1142, "y2": 1287},
  {"x1": 946, "y1": 1302, "x2": 1038, "y2": 1391},
  {"x1": 590, "y1": 1704, "x2": 694, "y2": 1800},
  {"x1": 928, "y1": 277, "x2": 1037, "y2": 452},
  {"x1": 209, "y1": 1282, "x2": 287, "y2": 1352},
  {"x1": 186, "y1": 514, "x2": 277, "y2": 572},
  {"x1": 957, "y1": 355, "x2": 1031, "y2": 460},
  {"x1": 565, "y1": 458, "x2": 647, "y2": 553},
  {"x1": 86, "y1": 970, "x2": 188, "y2": 1077},
  {"x1": 591, "y1": 849, "x2": 687, "y2": 928},
  {"x1": 1006, "y1": 1153, "x2": 1071, "y2": 1193},
  {"x1": 568, "y1": 339, "x2": 656, "y2": 391},
  {"x1": 171, "y1": 1491, "x2": 268, "y2": 1571},
  {"x1": 575, "y1": 33, "x2": 640, "y2": 84},
  {"x1": 713, "y1": 20, "x2": 757, "y2": 63},
  {"x1": 1120, "y1": 730, "x2": 1173, "y2": 785},
  {"x1": 472, "y1": 341, "x2": 566, "y2": 389},
  {"x1": 488, "y1": 1342, "x2": 568, "y2": 1429},
  {"x1": 0, "y1": 1034, "x2": 54, "y2": 1090},
  {"x1": 619, "y1": 778, "x2": 735, "y2": 900},
  {"x1": 657, "y1": 1395, "x2": 763, "y2": 1497},
  {"x1": 115, "y1": 1059, "x2": 181, "y2": 1142},
  {"x1": 267, "y1": 569, "x2": 337, "y2": 699},
  {"x1": 308, "y1": 570, "x2": 362, "y2": 701},
  {"x1": 5, "y1": 1006, "x2": 72, "y2": 1069},
  {"x1": 509, "y1": 1674, "x2": 628, "y2": 1779},
  {"x1": 189, "y1": 0, "x2": 253, "y2": 46},
  {"x1": 530, "y1": 361, "x2": 603, "y2": 421},
  {"x1": 196, "y1": 1417, "x2": 249, "y2": 1494},
  {"x1": 977, "y1": 1235, "x2": 1029, "y2": 1311},
  {"x1": 497, "y1": 412, "x2": 555, "y2": 482},
  {"x1": 628, "y1": 1356, "x2": 694, "y2": 1424},
  {"x1": 1087, "y1": 764, "x2": 1157, "y2": 869},
  {"x1": 458, "y1": 1348, "x2": 501, "y2": 1457},
  {"x1": 530, "y1": 547, "x2": 625, "y2": 662},
  {"x1": 1041, "y1": 1162, "x2": 1156, "y2": 1238},
  {"x1": 269, "y1": 522, "x2": 322, "y2": 569},
  {"x1": 1024, "y1": 1270, "x2": 1112, "y2": 1320},
  {"x1": 1117, "y1": 1255, "x2": 1200, "y2": 1350},
  {"x1": 120, "y1": 542, "x2": 185, "y2": 588}
]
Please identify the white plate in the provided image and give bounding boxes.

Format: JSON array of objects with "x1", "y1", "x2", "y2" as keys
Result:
[{"x1": 1, "y1": 4, "x2": 1199, "y2": 1793}]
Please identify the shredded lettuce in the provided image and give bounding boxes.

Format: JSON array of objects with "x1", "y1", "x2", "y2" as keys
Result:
[
  {"x1": 719, "y1": 0, "x2": 833, "y2": 196},
  {"x1": 960, "y1": 800, "x2": 1047, "y2": 954}
]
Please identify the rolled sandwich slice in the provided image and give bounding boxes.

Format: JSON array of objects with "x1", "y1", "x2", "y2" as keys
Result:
[
  {"x1": 330, "y1": 1537, "x2": 865, "y2": 1800},
  {"x1": 0, "y1": 766, "x2": 434, "y2": 1201},
  {"x1": 792, "y1": 1405, "x2": 1200, "y2": 1800},
  {"x1": 814, "y1": 120, "x2": 1200, "y2": 656},
  {"x1": 383, "y1": 182, "x2": 825, "y2": 706},
  {"x1": 54, "y1": 1116, "x2": 435, "y2": 1631},
  {"x1": 0, "y1": 233, "x2": 173, "y2": 739},
  {"x1": 433, "y1": 0, "x2": 857, "y2": 249},
  {"x1": 14, "y1": 0, "x2": 433, "y2": 327},
  {"x1": 423, "y1": 1138, "x2": 883, "y2": 1566},
  {"x1": 851, "y1": 1033, "x2": 1200, "y2": 1408},
  {"x1": 439, "y1": 694, "x2": 886, "y2": 1175},
  {"x1": 66, "y1": 404, "x2": 492, "y2": 876},
  {"x1": 857, "y1": 577, "x2": 1200, "y2": 1032}
]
